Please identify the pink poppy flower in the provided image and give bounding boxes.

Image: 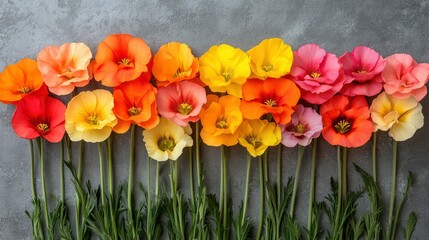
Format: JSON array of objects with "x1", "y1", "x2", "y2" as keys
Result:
[
  {"x1": 339, "y1": 46, "x2": 385, "y2": 96},
  {"x1": 289, "y1": 44, "x2": 346, "y2": 104},
  {"x1": 280, "y1": 104, "x2": 322, "y2": 147},
  {"x1": 382, "y1": 53, "x2": 429, "y2": 101},
  {"x1": 37, "y1": 43, "x2": 93, "y2": 95},
  {"x1": 156, "y1": 81, "x2": 207, "y2": 126},
  {"x1": 11, "y1": 95, "x2": 66, "y2": 143}
]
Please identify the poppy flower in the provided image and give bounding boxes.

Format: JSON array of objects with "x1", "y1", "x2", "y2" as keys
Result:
[
  {"x1": 143, "y1": 117, "x2": 193, "y2": 161},
  {"x1": 320, "y1": 95, "x2": 373, "y2": 148},
  {"x1": 11, "y1": 95, "x2": 66, "y2": 143},
  {"x1": 199, "y1": 44, "x2": 250, "y2": 98},
  {"x1": 339, "y1": 46, "x2": 385, "y2": 97},
  {"x1": 0, "y1": 58, "x2": 48, "y2": 104},
  {"x1": 37, "y1": 42, "x2": 93, "y2": 95},
  {"x1": 112, "y1": 76, "x2": 159, "y2": 133},
  {"x1": 152, "y1": 42, "x2": 199, "y2": 87},
  {"x1": 289, "y1": 44, "x2": 346, "y2": 104},
  {"x1": 247, "y1": 38, "x2": 293, "y2": 79},
  {"x1": 370, "y1": 92, "x2": 423, "y2": 141},
  {"x1": 382, "y1": 53, "x2": 429, "y2": 101},
  {"x1": 240, "y1": 77, "x2": 300, "y2": 124},
  {"x1": 93, "y1": 33, "x2": 152, "y2": 87},
  {"x1": 237, "y1": 119, "x2": 281, "y2": 157},
  {"x1": 65, "y1": 89, "x2": 117, "y2": 143},
  {"x1": 199, "y1": 94, "x2": 242, "y2": 146},
  {"x1": 156, "y1": 80, "x2": 206, "y2": 127},
  {"x1": 281, "y1": 104, "x2": 322, "y2": 147}
]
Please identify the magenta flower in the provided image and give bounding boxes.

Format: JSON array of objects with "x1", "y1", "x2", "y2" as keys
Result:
[
  {"x1": 280, "y1": 104, "x2": 322, "y2": 147},
  {"x1": 339, "y1": 46, "x2": 385, "y2": 96},
  {"x1": 156, "y1": 80, "x2": 207, "y2": 126},
  {"x1": 382, "y1": 53, "x2": 429, "y2": 101},
  {"x1": 289, "y1": 44, "x2": 346, "y2": 104}
]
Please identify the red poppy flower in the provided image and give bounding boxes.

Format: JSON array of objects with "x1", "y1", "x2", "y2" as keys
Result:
[
  {"x1": 11, "y1": 95, "x2": 66, "y2": 143},
  {"x1": 320, "y1": 95, "x2": 373, "y2": 148}
]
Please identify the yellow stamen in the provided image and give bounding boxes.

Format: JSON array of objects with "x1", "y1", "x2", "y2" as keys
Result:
[
  {"x1": 264, "y1": 99, "x2": 277, "y2": 107},
  {"x1": 173, "y1": 68, "x2": 186, "y2": 78},
  {"x1": 222, "y1": 72, "x2": 233, "y2": 82},
  {"x1": 178, "y1": 103, "x2": 193, "y2": 115},
  {"x1": 310, "y1": 72, "x2": 321, "y2": 78},
  {"x1": 246, "y1": 134, "x2": 262, "y2": 149},
  {"x1": 37, "y1": 123, "x2": 49, "y2": 132},
  {"x1": 87, "y1": 115, "x2": 100, "y2": 125},
  {"x1": 128, "y1": 106, "x2": 142, "y2": 116},
  {"x1": 216, "y1": 119, "x2": 229, "y2": 129},
  {"x1": 262, "y1": 64, "x2": 273, "y2": 72},
  {"x1": 334, "y1": 119, "x2": 351, "y2": 134},
  {"x1": 356, "y1": 70, "x2": 367, "y2": 74},
  {"x1": 17, "y1": 86, "x2": 32, "y2": 94},
  {"x1": 118, "y1": 58, "x2": 132, "y2": 66},
  {"x1": 295, "y1": 123, "x2": 306, "y2": 134},
  {"x1": 157, "y1": 136, "x2": 176, "y2": 151}
]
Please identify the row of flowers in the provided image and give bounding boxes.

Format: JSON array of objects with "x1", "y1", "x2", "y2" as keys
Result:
[{"x1": 1, "y1": 34, "x2": 428, "y2": 240}]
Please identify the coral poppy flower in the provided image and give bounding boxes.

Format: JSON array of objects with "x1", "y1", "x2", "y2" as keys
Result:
[
  {"x1": 37, "y1": 42, "x2": 93, "y2": 95},
  {"x1": 143, "y1": 117, "x2": 193, "y2": 161},
  {"x1": 0, "y1": 58, "x2": 48, "y2": 104},
  {"x1": 339, "y1": 46, "x2": 385, "y2": 97},
  {"x1": 370, "y1": 92, "x2": 424, "y2": 141},
  {"x1": 199, "y1": 44, "x2": 250, "y2": 98},
  {"x1": 281, "y1": 104, "x2": 322, "y2": 147},
  {"x1": 289, "y1": 44, "x2": 346, "y2": 104},
  {"x1": 199, "y1": 94, "x2": 242, "y2": 146},
  {"x1": 152, "y1": 42, "x2": 199, "y2": 87},
  {"x1": 93, "y1": 33, "x2": 152, "y2": 87},
  {"x1": 157, "y1": 81, "x2": 207, "y2": 127},
  {"x1": 11, "y1": 95, "x2": 66, "y2": 143},
  {"x1": 247, "y1": 38, "x2": 293, "y2": 79},
  {"x1": 112, "y1": 77, "x2": 159, "y2": 133},
  {"x1": 65, "y1": 89, "x2": 117, "y2": 143},
  {"x1": 240, "y1": 78, "x2": 300, "y2": 124},
  {"x1": 237, "y1": 119, "x2": 281, "y2": 157},
  {"x1": 382, "y1": 53, "x2": 429, "y2": 101},
  {"x1": 320, "y1": 95, "x2": 373, "y2": 148}
]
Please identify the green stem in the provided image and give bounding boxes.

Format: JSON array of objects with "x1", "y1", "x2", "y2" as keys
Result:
[
  {"x1": 189, "y1": 146, "x2": 195, "y2": 207},
  {"x1": 290, "y1": 145, "x2": 304, "y2": 217},
  {"x1": 242, "y1": 154, "x2": 252, "y2": 226},
  {"x1": 170, "y1": 161, "x2": 181, "y2": 237},
  {"x1": 78, "y1": 141, "x2": 83, "y2": 182},
  {"x1": 39, "y1": 138, "x2": 50, "y2": 238},
  {"x1": 307, "y1": 138, "x2": 317, "y2": 233},
  {"x1": 372, "y1": 132, "x2": 377, "y2": 182},
  {"x1": 155, "y1": 160, "x2": 159, "y2": 201},
  {"x1": 219, "y1": 146, "x2": 224, "y2": 220},
  {"x1": 60, "y1": 138, "x2": 65, "y2": 202},
  {"x1": 342, "y1": 147, "x2": 347, "y2": 199},
  {"x1": 128, "y1": 125, "x2": 136, "y2": 238},
  {"x1": 387, "y1": 140, "x2": 398, "y2": 240},
  {"x1": 221, "y1": 146, "x2": 228, "y2": 239},
  {"x1": 196, "y1": 121, "x2": 202, "y2": 187},
  {"x1": 147, "y1": 155, "x2": 152, "y2": 237},
  {"x1": 75, "y1": 140, "x2": 83, "y2": 240},
  {"x1": 29, "y1": 140, "x2": 36, "y2": 199},
  {"x1": 335, "y1": 146, "x2": 342, "y2": 238},
  {"x1": 97, "y1": 143, "x2": 105, "y2": 207},
  {"x1": 263, "y1": 152, "x2": 268, "y2": 184},
  {"x1": 256, "y1": 156, "x2": 264, "y2": 240},
  {"x1": 107, "y1": 136, "x2": 114, "y2": 196},
  {"x1": 277, "y1": 144, "x2": 282, "y2": 206}
]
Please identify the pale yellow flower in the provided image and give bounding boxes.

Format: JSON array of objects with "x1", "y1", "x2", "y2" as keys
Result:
[
  {"x1": 65, "y1": 89, "x2": 117, "y2": 142},
  {"x1": 143, "y1": 117, "x2": 193, "y2": 161},
  {"x1": 237, "y1": 119, "x2": 281, "y2": 157},
  {"x1": 370, "y1": 92, "x2": 424, "y2": 141}
]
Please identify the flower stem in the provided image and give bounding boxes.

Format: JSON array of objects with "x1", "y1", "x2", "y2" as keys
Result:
[
  {"x1": 372, "y1": 132, "x2": 377, "y2": 182},
  {"x1": 107, "y1": 136, "x2": 114, "y2": 196},
  {"x1": 29, "y1": 140, "x2": 36, "y2": 199},
  {"x1": 307, "y1": 138, "x2": 318, "y2": 234},
  {"x1": 60, "y1": 138, "x2": 65, "y2": 202},
  {"x1": 146, "y1": 155, "x2": 152, "y2": 239},
  {"x1": 196, "y1": 121, "x2": 202, "y2": 187},
  {"x1": 256, "y1": 156, "x2": 264, "y2": 240},
  {"x1": 221, "y1": 146, "x2": 228, "y2": 239},
  {"x1": 263, "y1": 152, "x2": 268, "y2": 184},
  {"x1": 128, "y1": 125, "x2": 136, "y2": 238},
  {"x1": 219, "y1": 146, "x2": 225, "y2": 221},
  {"x1": 97, "y1": 142, "x2": 105, "y2": 207},
  {"x1": 387, "y1": 140, "x2": 398, "y2": 240},
  {"x1": 290, "y1": 145, "x2": 304, "y2": 217},
  {"x1": 242, "y1": 154, "x2": 252, "y2": 226},
  {"x1": 341, "y1": 147, "x2": 347, "y2": 199},
  {"x1": 277, "y1": 144, "x2": 282, "y2": 206},
  {"x1": 78, "y1": 141, "x2": 83, "y2": 182},
  {"x1": 189, "y1": 145, "x2": 195, "y2": 207},
  {"x1": 335, "y1": 146, "x2": 342, "y2": 239},
  {"x1": 39, "y1": 138, "x2": 50, "y2": 238},
  {"x1": 75, "y1": 140, "x2": 83, "y2": 240},
  {"x1": 155, "y1": 160, "x2": 160, "y2": 201}
]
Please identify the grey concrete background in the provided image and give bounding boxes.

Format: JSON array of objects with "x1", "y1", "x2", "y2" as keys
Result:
[{"x1": 0, "y1": 0, "x2": 428, "y2": 239}]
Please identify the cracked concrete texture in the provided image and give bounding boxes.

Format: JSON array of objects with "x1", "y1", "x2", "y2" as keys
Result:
[{"x1": 0, "y1": 0, "x2": 428, "y2": 239}]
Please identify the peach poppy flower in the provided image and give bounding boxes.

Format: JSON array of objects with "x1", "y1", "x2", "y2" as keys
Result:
[
  {"x1": 237, "y1": 119, "x2": 281, "y2": 157},
  {"x1": 152, "y1": 42, "x2": 199, "y2": 87},
  {"x1": 112, "y1": 77, "x2": 159, "y2": 133},
  {"x1": 320, "y1": 95, "x2": 373, "y2": 148},
  {"x1": 93, "y1": 33, "x2": 152, "y2": 87},
  {"x1": 37, "y1": 42, "x2": 93, "y2": 95},
  {"x1": 65, "y1": 89, "x2": 117, "y2": 143},
  {"x1": 0, "y1": 58, "x2": 48, "y2": 104},
  {"x1": 240, "y1": 78, "x2": 300, "y2": 124},
  {"x1": 199, "y1": 94, "x2": 242, "y2": 146},
  {"x1": 199, "y1": 44, "x2": 250, "y2": 98},
  {"x1": 247, "y1": 38, "x2": 293, "y2": 79}
]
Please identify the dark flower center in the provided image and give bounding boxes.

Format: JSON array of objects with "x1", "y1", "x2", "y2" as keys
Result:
[
  {"x1": 216, "y1": 118, "x2": 229, "y2": 129},
  {"x1": 87, "y1": 115, "x2": 100, "y2": 125},
  {"x1": 262, "y1": 64, "x2": 273, "y2": 72},
  {"x1": 157, "y1": 136, "x2": 176, "y2": 151},
  {"x1": 246, "y1": 134, "x2": 262, "y2": 149},
  {"x1": 177, "y1": 103, "x2": 193, "y2": 115},
  {"x1": 37, "y1": 123, "x2": 49, "y2": 133},
  {"x1": 334, "y1": 119, "x2": 351, "y2": 134},
  {"x1": 18, "y1": 86, "x2": 32, "y2": 94},
  {"x1": 128, "y1": 106, "x2": 142, "y2": 116},
  {"x1": 173, "y1": 68, "x2": 186, "y2": 78},
  {"x1": 264, "y1": 99, "x2": 277, "y2": 107}
]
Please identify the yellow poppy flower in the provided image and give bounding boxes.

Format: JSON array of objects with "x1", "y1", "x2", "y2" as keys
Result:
[
  {"x1": 237, "y1": 119, "x2": 281, "y2": 157},
  {"x1": 199, "y1": 44, "x2": 250, "y2": 98},
  {"x1": 65, "y1": 89, "x2": 117, "y2": 142},
  {"x1": 142, "y1": 117, "x2": 193, "y2": 161},
  {"x1": 370, "y1": 92, "x2": 424, "y2": 141},
  {"x1": 247, "y1": 38, "x2": 293, "y2": 79}
]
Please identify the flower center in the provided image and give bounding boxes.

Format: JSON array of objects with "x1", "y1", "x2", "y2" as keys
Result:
[
  {"x1": 222, "y1": 71, "x2": 233, "y2": 82},
  {"x1": 264, "y1": 99, "x2": 277, "y2": 107},
  {"x1": 310, "y1": 72, "x2": 321, "y2": 78},
  {"x1": 246, "y1": 134, "x2": 262, "y2": 148},
  {"x1": 334, "y1": 119, "x2": 351, "y2": 134},
  {"x1": 356, "y1": 69, "x2": 367, "y2": 74},
  {"x1": 37, "y1": 123, "x2": 49, "y2": 132},
  {"x1": 262, "y1": 64, "x2": 273, "y2": 72},
  {"x1": 128, "y1": 106, "x2": 142, "y2": 116},
  {"x1": 118, "y1": 58, "x2": 132, "y2": 66},
  {"x1": 216, "y1": 119, "x2": 229, "y2": 129},
  {"x1": 173, "y1": 68, "x2": 186, "y2": 78},
  {"x1": 87, "y1": 115, "x2": 100, "y2": 125},
  {"x1": 17, "y1": 86, "x2": 32, "y2": 94},
  {"x1": 177, "y1": 103, "x2": 193, "y2": 115},
  {"x1": 157, "y1": 136, "x2": 176, "y2": 151},
  {"x1": 294, "y1": 123, "x2": 306, "y2": 134}
]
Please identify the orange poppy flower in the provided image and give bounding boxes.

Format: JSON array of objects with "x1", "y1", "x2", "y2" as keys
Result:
[
  {"x1": 0, "y1": 58, "x2": 48, "y2": 104},
  {"x1": 152, "y1": 42, "x2": 199, "y2": 87},
  {"x1": 320, "y1": 95, "x2": 373, "y2": 148},
  {"x1": 112, "y1": 76, "x2": 159, "y2": 133},
  {"x1": 240, "y1": 78, "x2": 300, "y2": 124},
  {"x1": 199, "y1": 94, "x2": 242, "y2": 146},
  {"x1": 93, "y1": 33, "x2": 152, "y2": 87}
]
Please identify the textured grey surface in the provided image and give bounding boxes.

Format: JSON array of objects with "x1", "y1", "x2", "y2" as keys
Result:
[{"x1": 0, "y1": 0, "x2": 428, "y2": 239}]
